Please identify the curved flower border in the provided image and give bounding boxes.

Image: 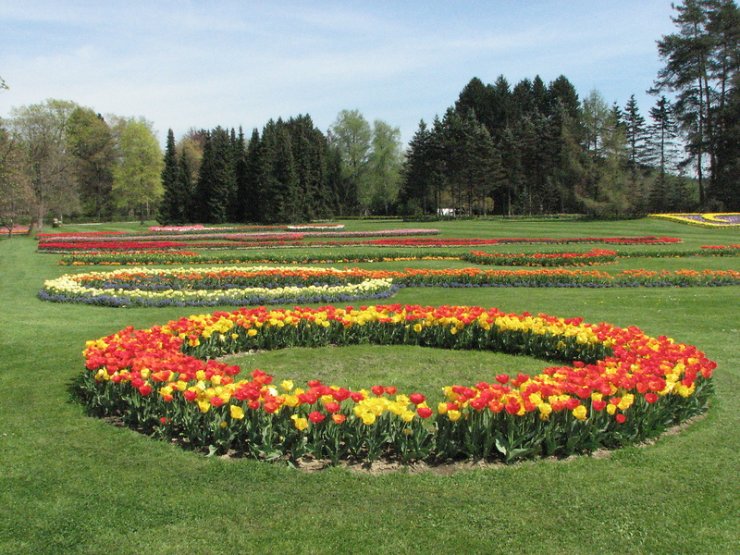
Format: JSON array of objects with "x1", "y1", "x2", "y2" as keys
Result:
[
  {"x1": 40, "y1": 266, "x2": 395, "y2": 307},
  {"x1": 40, "y1": 265, "x2": 740, "y2": 307},
  {"x1": 650, "y1": 212, "x2": 740, "y2": 227},
  {"x1": 76, "y1": 304, "x2": 716, "y2": 464}
]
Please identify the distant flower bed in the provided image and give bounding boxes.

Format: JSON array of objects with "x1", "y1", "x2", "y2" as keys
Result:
[
  {"x1": 40, "y1": 266, "x2": 740, "y2": 307},
  {"x1": 3, "y1": 225, "x2": 30, "y2": 235},
  {"x1": 701, "y1": 244, "x2": 740, "y2": 250},
  {"x1": 650, "y1": 213, "x2": 740, "y2": 227},
  {"x1": 148, "y1": 224, "x2": 345, "y2": 233},
  {"x1": 363, "y1": 236, "x2": 682, "y2": 247},
  {"x1": 59, "y1": 246, "x2": 740, "y2": 267},
  {"x1": 75, "y1": 304, "x2": 715, "y2": 464},
  {"x1": 39, "y1": 240, "x2": 189, "y2": 251},
  {"x1": 462, "y1": 249, "x2": 618, "y2": 266},
  {"x1": 39, "y1": 266, "x2": 395, "y2": 307},
  {"x1": 286, "y1": 224, "x2": 345, "y2": 231},
  {"x1": 59, "y1": 250, "x2": 461, "y2": 266},
  {"x1": 37, "y1": 228, "x2": 440, "y2": 252}
]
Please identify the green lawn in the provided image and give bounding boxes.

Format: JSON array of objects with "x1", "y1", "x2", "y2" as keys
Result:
[{"x1": 1, "y1": 218, "x2": 738, "y2": 554}]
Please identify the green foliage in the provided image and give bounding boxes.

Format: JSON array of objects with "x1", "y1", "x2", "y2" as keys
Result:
[
  {"x1": 111, "y1": 117, "x2": 163, "y2": 221},
  {"x1": 157, "y1": 129, "x2": 184, "y2": 225},
  {"x1": 66, "y1": 107, "x2": 116, "y2": 221},
  {"x1": 653, "y1": 0, "x2": 739, "y2": 209}
]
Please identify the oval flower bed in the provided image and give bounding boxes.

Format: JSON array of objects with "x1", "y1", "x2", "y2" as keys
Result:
[
  {"x1": 40, "y1": 266, "x2": 740, "y2": 307},
  {"x1": 76, "y1": 304, "x2": 715, "y2": 465},
  {"x1": 40, "y1": 266, "x2": 395, "y2": 307}
]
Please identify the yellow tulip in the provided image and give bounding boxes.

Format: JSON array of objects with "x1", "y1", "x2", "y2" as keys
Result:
[{"x1": 230, "y1": 405, "x2": 245, "y2": 420}]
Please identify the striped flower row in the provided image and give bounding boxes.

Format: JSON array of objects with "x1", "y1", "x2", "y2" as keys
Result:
[{"x1": 40, "y1": 266, "x2": 740, "y2": 307}]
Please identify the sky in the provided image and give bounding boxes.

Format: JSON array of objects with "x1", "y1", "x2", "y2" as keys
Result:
[{"x1": 1, "y1": 0, "x2": 679, "y2": 146}]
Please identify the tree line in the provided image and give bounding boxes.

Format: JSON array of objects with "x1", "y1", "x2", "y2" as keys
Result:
[
  {"x1": 0, "y1": 99, "x2": 163, "y2": 232},
  {"x1": 1, "y1": 0, "x2": 736, "y2": 230},
  {"x1": 399, "y1": 0, "x2": 737, "y2": 217},
  {"x1": 157, "y1": 111, "x2": 404, "y2": 225}
]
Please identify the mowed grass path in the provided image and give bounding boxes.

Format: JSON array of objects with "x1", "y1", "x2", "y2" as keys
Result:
[{"x1": 1, "y1": 219, "x2": 738, "y2": 554}]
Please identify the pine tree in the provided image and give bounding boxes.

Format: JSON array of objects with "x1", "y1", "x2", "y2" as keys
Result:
[
  {"x1": 192, "y1": 131, "x2": 214, "y2": 222},
  {"x1": 623, "y1": 95, "x2": 648, "y2": 170},
  {"x1": 399, "y1": 120, "x2": 432, "y2": 215},
  {"x1": 207, "y1": 126, "x2": 237, "y2": 223},
  {"x1": 623, "y1": 95, "x2": 649, "y2": 214},
  {"x1": 178, "y1": 148, "x2": 196, "y2": 222},
  {"x1": 230, "y1": 127, "x2": 247, "y2": 222},
  {"x1": 157, "y1": 129, "x2": 183, "y2": 224},
  {"x1": 647, "y1": 96, "x2": 680, "y2": 211}
]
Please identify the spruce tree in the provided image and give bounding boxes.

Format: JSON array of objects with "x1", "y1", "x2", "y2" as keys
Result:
[
  {"x1": 193, "y1": 131, "x2": 214, "y2": 222},
  {"x1": 207, "y1": 126, "x2": 237, "y2": 223},
  {"x1": 231, "y1": 127, "x2": 247, "y2": 222},
  {"x1": 647, "y1": 96, "x2": 680, "y2": 211},
  {"x1": 623, "y1": 95, "x2": 649, "y2": 214},
  {"x1": 157, "y1": 129, "x2": 183, "y2": 224}
]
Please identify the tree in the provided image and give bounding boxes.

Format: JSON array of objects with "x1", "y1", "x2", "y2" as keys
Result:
[
  {"x1": 623, "y1": 95, "x2": 649, "y2": 213},
  {"x1": 366, "y1": 120, "x2": 403, "y2": 215},
  {"x1": 647, "y1": 96, "x2": 681, "y2": 210},
  {"x1": 9, "y1": 99, "x2": 80, "y2": 229},
  {"x1": 653, "y1": 0, "x2": 739, "y2": 207},
  {"x1": 399, "y1": 120, "x2": 433, "y2": 215},
  {"x1": 111, "y1": 117, "x2": 163, "y2": 222},
  {"x1": 157, "y1": 129, "x2": 184, "y2": 224},
  {"x1": 0, "y1": 123, "x2": 33, "y2": 236},
  {"x1": 623, "y1": 95, "x2": 648, "y2": 170},
  {"x1": 577, "y1": 91, "x2": 631, "y2": 217},
  {"x1": 329, "y1": 109, "x2": 371, "y2": 215},
  {"x1": 66, "y1": 107, "x2": 115, "y2": 221}
]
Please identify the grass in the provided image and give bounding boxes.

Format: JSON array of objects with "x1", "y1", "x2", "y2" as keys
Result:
[{"x1": 1, "y1": 218, "x2": 739, "y2": 554}]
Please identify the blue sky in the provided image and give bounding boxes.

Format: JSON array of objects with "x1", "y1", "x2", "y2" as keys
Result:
[{"x1": 1, "y1": 1, "x2": 678, "y2": 145}]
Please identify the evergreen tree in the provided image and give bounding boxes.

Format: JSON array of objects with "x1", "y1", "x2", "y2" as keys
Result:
[
  {"x1": 178, "y1": 148, "x2": 196, "y2": 222},
  {"x1": 623, "y1": 95, "x2": 649, "y2": 214},
  {"x1": 647, "y1": 96, "x2": 680, "y2": 211},
  {"x1": 157, "y1": 128, "x2": 184, "y2": 224},
  {"x1": 624, "y1": 95, "x2": 648, "y2": 170},
  {"x1": 207, "y1": 126, "x2": 237, "y2": 223},
  {"x1": 651, "y1": 0, "x2": 739, "y2": 205},
  {"x1": 236, "y1": 128, "x2": 260, "y2": 222},
  {"x1": 268, "y1": 123, "x2": 299, "y2": 223},
  {"x1": 230, "y1": 127, "x2": 247, "y2": 222},
  {"x1": 192, "y1": 131, "x2": 214, "y2": 222},
  {"x1": 399, "y1": 120, "x2": 433, "y2": 215}
]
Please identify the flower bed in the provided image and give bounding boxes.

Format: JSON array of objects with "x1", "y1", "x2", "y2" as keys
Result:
[
  {"x1": 59, "y1": 250, "x2": 462, "y2": 266},
  {"x1": 40, "y1": 266, "x2": 740, "y2": 307},
  {"x1": 75, "y1": 304, "x2": 715, "y2": 464},
  {"x1": 650, "y1": 213, "x2": 740, "y2": 227},
  {"x1": 40, "y1": 266, "x2": 395, "y2": 307},
  {"x1": 38, "y1": 233, "x2": 680, "y2": 253},
  {"x1": 37, "y1": 228, "x2": 439, "y2": 251},
  {"x1": 701, "y1": 244, "x2": 740, "y2": 250},
  {"x1": 58, "y1": 246, "x2": 740, "y2": 266},
  {"x1": 462, "y1": 249, "x2": 618, "y2": 266},
  {"x1": 364, "y1": 236, "x2": 682, "y2": 247}
]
